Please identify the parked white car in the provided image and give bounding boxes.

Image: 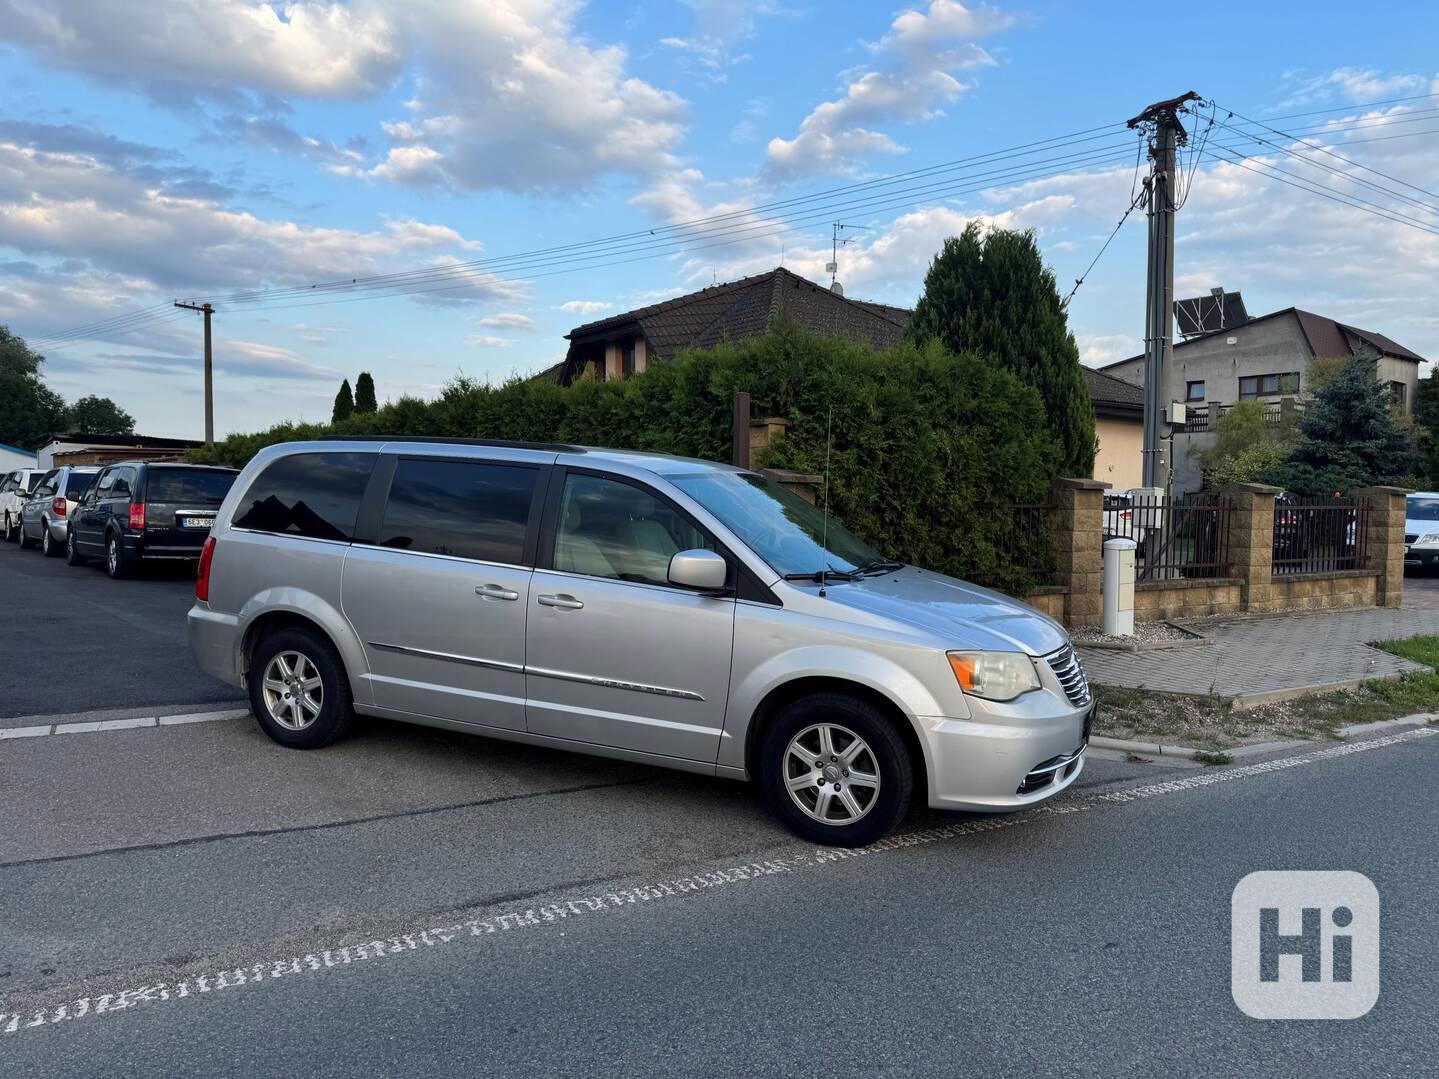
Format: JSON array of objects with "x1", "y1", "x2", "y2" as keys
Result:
[
  {"x1": 0, "y1": 468, "x2": 48, "y2": 543},
  {"x1": 1404, "y1": 492, "x2": 1439, "y2": 573}
]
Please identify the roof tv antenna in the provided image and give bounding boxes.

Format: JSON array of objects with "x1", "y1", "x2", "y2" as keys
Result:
[
  {"x1": 818, "y1": 404, "x2": 833, "y2": 598},
  {"x1": 828, "y1": 222, "x2": 870, "y2": 293}
]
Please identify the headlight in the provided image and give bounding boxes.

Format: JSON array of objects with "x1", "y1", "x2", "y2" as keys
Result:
[
  {"x1": 947, "y1": 651, "x2": 1040, "y2": 702},
  {"x1": 1417, "y1": 534, "x2": 1439, "y2": 545}
]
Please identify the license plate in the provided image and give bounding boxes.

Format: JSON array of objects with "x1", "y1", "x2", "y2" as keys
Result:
[{"x1": 181, "y1": 517, "x2": 213, "y2": 529}]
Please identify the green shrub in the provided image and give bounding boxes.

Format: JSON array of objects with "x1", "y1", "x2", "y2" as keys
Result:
[{"x1": 192, "y1": 323, "x2": 1060, "y2": 592}]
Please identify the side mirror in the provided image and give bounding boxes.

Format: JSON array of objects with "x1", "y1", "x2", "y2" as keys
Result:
[{"x1": 668, "y1": 548, "x2": 728, "y2": 591}]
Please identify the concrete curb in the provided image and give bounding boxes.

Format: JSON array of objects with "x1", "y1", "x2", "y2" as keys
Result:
[{"x1": 1091, "y1": 713, "x2": 1437, "y2": 762}]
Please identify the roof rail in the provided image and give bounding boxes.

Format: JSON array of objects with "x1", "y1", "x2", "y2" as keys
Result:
[{"x1": 318, "y1": 435, "x2": 586, "y2": 453}]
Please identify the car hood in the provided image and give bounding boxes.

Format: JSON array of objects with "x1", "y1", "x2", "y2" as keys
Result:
[
  {"x1": 1405, "y1": 518, "x2": 1439, "y2": 539},
  {"x1": 817, "y1": 566, "x2": 1069, "y2": 656}
]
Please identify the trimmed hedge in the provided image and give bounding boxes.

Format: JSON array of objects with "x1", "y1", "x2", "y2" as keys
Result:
[{"x1": 193, "y1": 324, "x2": 1060, "y2": 592}]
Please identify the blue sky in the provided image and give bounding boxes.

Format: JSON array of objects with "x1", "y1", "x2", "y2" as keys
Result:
[{"x1": 1, "y1": 0, "x2": 1436, "y2": 439}]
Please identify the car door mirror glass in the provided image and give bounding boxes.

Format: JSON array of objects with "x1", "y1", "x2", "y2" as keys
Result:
[{"x1": 668, "y1": 549, "x2": 728, "y2": 591}]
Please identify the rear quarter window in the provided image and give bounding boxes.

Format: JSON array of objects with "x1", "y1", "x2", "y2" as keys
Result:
[
  {"x1": 232, "y1": 452, "x2": 375, "y2": 542},
  {"x1": 146, "y1": 469, "x2": 238, "y2": 504},
  {"x1": 63, "y1": 473, "x2": 96, "y2": 498}
]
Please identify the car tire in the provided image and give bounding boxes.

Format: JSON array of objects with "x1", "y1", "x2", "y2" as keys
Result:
[
  {"x1": 66, "y1": 530, "x2": 88, "y2": 566},
  {"x1": 2, "y1": 513, "x2": 16, "y2": 543},
  {"x1": 41, "y1": 525, "x2": 62, "y2": 557},
  {"x1": 248, "y1": 627, "x2": 356, "y2": 750},
  {"x1": 758, "y1": 692, "x2": 913, "y2": 847},
  {"x1": 18, "y1": 520, "x2": 37, "y2": 549},
  {"x1": 105, "y1": 534, "x2": 131, "y2": 579}
]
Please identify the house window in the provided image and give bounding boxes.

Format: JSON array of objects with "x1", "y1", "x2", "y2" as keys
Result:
[
  {"x1": 1391, "y1": 381, "x2": 1407, "y2": 408},
  {"x1": 622, "y1": 340, "x2": 636, "y2": 377},
  {"x1": 1186, "y1": 380, "x2": 1206, "y2": 402},
  {"x1": 1238, "y1": 372, "x2": 1300, "y2": 399}
]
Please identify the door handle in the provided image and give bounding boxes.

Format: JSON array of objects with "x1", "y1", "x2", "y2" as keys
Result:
[
  {"x1": 537, "y1": 593, "x2": 584, "y2": 610},
  {"x1": 475, "y1": 584, "x2": 520, "y2": 601}
]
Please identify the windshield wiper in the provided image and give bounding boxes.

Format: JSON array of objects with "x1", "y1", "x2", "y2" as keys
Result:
[
  {"x1": 852, "y1": 559, "x2": 905, "y2": 576},
  {"x1": 783, "y1": 567, "x2": 856, "y2": 582}
]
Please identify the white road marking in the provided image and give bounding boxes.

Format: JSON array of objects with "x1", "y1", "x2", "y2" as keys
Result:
[
  {"x1": 0, "y1": 709, "x2": 244, "y2": 742},
  {"x1": 1, "y1": 727, "x2": 1433, "y2": 1039}
]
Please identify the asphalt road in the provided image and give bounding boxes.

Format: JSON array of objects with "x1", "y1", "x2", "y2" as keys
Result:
[
  {"x1": 3, "y1": 535, "x2": 1437, "y2": 1075},
  {"x1": 2, "y1": 712, "x2": 1435, "y2": 1076},
  {"x1": 0, "y1": 535, "x2": 243, "y2": 719}
]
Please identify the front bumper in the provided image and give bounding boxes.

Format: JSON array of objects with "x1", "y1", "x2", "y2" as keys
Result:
[
  {"x1": 187, "y1": 602, "x2": 244, "y2": 687},
  {"x1": 922, "y1": 699, "x2": 1093, "y2": 811},
  {"x1": 1405, "y1": 543, "x2": 1439, "y2": 569}
]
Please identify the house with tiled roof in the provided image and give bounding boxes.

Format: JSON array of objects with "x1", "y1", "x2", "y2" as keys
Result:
[
  {"x1": 1098, "y1": 292, "x2": 1427, "y2": 492},
  {"x1": 553, "y1": 267, "x2": 911, "y2": 385},
  {"x1": 1082, "y1": 366, "x2": 1145, "y2": 490},
  {"x1": 553, "y1": 265, "x2": 1168, "y2": 490}
]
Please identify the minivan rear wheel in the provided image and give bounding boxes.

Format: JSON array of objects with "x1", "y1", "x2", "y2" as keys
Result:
[
  {"x1": 759, "y1": 693, "x2": 913, "y2": 847},
  {"x1": 41, "y1": 525, "x2": 61, "y2": 557},
  {"x1": 105, "y1": 534, "x2": 130, "y2": 579},
  {"x1": 66, "y1": 530, "x2": 87, "y2": 566},
  {"x1": 2, "y1": 513, "x2": 16, "y2": 543},
  {"x1": 248, "y1": 627, "x2": 355, "y2": 749}
]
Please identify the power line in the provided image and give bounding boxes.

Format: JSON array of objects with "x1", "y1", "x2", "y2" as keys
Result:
[
  {"x1": 28, "y1": 93, "x2": 1439, "y2": 346},
  {"x1": 1212, "y1": 99, "x2": 1439, "y2": 203}
]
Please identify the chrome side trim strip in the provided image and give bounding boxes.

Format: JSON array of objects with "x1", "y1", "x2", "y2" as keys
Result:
[
  {"x1": 367, "y1": 641, "x2": 524, "y2": 675},
  {"x1": 525, "y1": 665, "x2": 705, "y2": 702},
  {"x1": 366, "y1": 645, "x2": 703, "y2": 702}
]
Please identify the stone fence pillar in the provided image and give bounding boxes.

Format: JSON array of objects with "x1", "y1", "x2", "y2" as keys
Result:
[
  {"x1": 1223, "y1": 482, "x2": 1280, "y2": 613},
  {"x1": 1358, "y1": 486, "x2": 1408, "y2": 608},
  {"x1": 1049, "y1": 477, "x2": 1109, "y2": 627}
]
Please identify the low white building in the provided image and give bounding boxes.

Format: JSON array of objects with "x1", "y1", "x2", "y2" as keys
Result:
[{"x1": 0, "y1": 442, "x2": 37, "y2": 473}]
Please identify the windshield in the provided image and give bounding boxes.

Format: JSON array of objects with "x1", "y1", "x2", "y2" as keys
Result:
[
  {"x1": 1408, "y1": 497, "x2": 1439, "y2": 522},
  {"x1": 669, "y1": 471, "x2": 883, "y2": 576},
  {"x1": 147, "y1": 468, "x2": 238, "y2": 504}
]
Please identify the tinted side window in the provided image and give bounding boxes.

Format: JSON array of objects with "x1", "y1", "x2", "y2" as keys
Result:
[
  {"x1": 62, "y1": 473, "x2": 95, "y2": 499},
  {"x1": 553, "y1": 473, "x2": 716, "y2": 586},
  {"x1": 379, "y1": 458, "x2": 536, "y2": 564},
  {"x1": 109, "y1": 468, "x2": 135, "y2": 498},
  {"x1": 146, "y1": 468, "x2": 237, "y2": 504},
  {"x1": 233, "y1": 453, "x2": 375, "y2": 542}
]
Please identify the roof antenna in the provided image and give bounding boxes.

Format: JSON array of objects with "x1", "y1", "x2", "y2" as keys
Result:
[{"x1": 818, "y1": 405, "x2": 832, "y2": 598}]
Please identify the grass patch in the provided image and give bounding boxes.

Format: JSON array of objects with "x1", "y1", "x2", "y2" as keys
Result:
[
  {"x1": 1194, "y1": 750, "x2": 1235, "y2": 766},
  {"x1": 1093, "y1": 633, "x2": 1439, "y2": 748}
]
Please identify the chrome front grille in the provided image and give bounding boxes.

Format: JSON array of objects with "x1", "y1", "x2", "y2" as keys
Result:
[{"x1": 1044, "y1": 645, "x2": 1091, "y2": 707}]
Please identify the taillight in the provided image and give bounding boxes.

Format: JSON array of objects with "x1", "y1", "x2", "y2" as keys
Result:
[
  {"x1": 196, "y1": 535, "x2": 216, "y2": 601},
  {"x1": 1121, "y1": 510, "x2": 1132, "y2": 520},
  {"x1": 52, "y1": 496, "x2": 66, "y2": 516},
  {"x1": 129, "y1": 503, "x2": 146, "y2": 530}
]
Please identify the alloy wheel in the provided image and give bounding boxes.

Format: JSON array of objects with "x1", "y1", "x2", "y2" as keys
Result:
[
  {"x1": 261, "y1": 651, "x2": 324, "y2": 731},
  {"x1": 107, "y1": 538, "x2": 119, "y2": 575},
  {"x1": 782, "y1": 723, "x2": 881, "y2": 825},
  {"x1": 41, "y1": 529, "x2": 52, "y2": 555}
]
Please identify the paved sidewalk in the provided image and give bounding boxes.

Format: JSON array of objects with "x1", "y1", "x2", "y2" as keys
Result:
[{"x1": 1078, "y1": 600, "x2": 1439, "y2": 702}]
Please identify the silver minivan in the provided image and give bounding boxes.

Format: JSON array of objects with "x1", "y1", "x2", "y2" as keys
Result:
[{"x1": 189, "y1": 439, "x2": 1092, "y2": 845}]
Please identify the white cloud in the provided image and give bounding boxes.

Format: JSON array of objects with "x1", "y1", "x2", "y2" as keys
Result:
[
  {"x1": 359, "y1": 1, "x2": 687, "y2": 192},
  {"x1": 766, "y1": 1, "x2": 1009, "y2": 178},
  {"x1": 466, "y1": 335, "x2": 512, "y2": 348},
  {"x1": 477, "y1": 313, "x2": 537, "y2": 330},
  {"x1": 559, "y1": 300, "x2": 613, "y2": 314},
  {"x1": 1077, "y1": 334, "x2": 1141, "y2": 366},
  {"x1": 0, "y1": 0, "x2": 403, "y2": 100},
  {"x1": 1281, "y1": 67, "x2": 1429, "y2": 107},
  {"x1": 661, "y1": 1, "x2": 783, "y2": 74}
]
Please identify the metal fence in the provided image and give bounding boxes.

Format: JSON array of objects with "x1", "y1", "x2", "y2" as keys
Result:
[
  {"x1": 1108, "y1": 492, "x2": 1234, "y2": 582},
  {"x1": 1271, "y1": 498, "x2": 1367, "y2": 575},
  {"x1": 1183, "y1": 400, "x2": 1299, "y2": 434}
]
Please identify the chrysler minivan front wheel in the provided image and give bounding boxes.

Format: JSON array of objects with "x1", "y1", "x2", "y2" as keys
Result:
[
  {"x1": 759, "y1": 693, "x2": 913, "y2": 847},
  {"x1": 248, "y1": 628, "x2": 354, "y2": 749}
]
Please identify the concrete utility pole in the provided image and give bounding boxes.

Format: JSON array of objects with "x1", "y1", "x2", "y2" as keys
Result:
[
  {"x1": 1128, "y1": 92, "x2": 1199, "y2": 491},
  {"x1": 174, "y1": 301, "x2": 215, "y2": 446}
]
